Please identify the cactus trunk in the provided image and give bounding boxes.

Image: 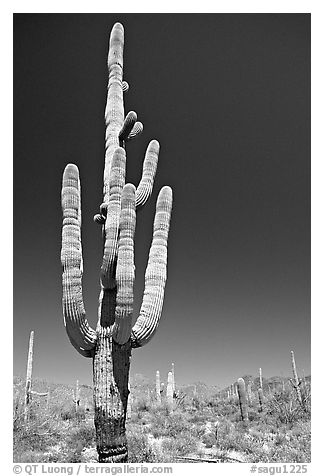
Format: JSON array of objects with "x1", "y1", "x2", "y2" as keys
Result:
[
  {"x1": 46, "y1": 390, "x2": 50, "y2": 410},
  {"x1": 258, "y1": 388, "x2": 264, "y2": 412},
  {"x1": 247, "y1": 380, "x2": 252, "y2": 404},
  {"x1": 237, "y1": 378, "x2": 249, "y2": 423},
  {"x1": 171, "y1": 362, "x2": 175, "y2": 393},
  {"x1": 259, "y1": 367, "x2": 263, "y2": 389},
  {"x1": 156, "y1": 371, "x2": 161, "y2": 404},
  {"x1": 291, "y1": 350, "x2": 303, "y2": 406},
  {"x1": 74, "y1": 379, "x2": 80, "y2": 412},
  {"x1": 126, "y1": 383, "x2": 132, "y2": 420},
  {"x1": 60, "y1": 22, "x2": 172, "y2": 463},
  {"x1": 166, "y1": 371, "x2": 173, "y2": 407},
  {"x1": 24, "y1": 330, "x2": 34, "y2": 422},
  {"x1": 93, "y1": 332, "x2": 131, "y2": 462}
]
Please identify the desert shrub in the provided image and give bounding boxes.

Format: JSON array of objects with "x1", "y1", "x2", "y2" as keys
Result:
[
  {"x1": 135, "y1": 399, "x2": 151, "y2": 413},
  {"x1": 187, "y1": 412, "x2": 210, "y2": 424},
  {"x1": 161, "y1": 434, "x2": 198, "y2": 456},
  {"x1": 128, "y1": 433, "x2": 160, "y2": 463},
  {"x1": 13, "y1": 411, "x2": 62, "y2": 463},
  {"x1": 151, "y1": 410, "x2": 190, "y2": 438},
  {"x1": 60, "y1": 407, "x2": 86, "y2": 422},
  {"x1": 64, "y1": 423, "x2": 96, "y2": 462},
  {"x1": 202, "y1": 432, "x2": 216, "y2": 448},
  {"x1": 267, "y1": 391, "x2": 309, "y2": 425}
]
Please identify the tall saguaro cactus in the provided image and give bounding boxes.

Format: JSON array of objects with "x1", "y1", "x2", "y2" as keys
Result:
[{"x1": 60, "y1": 23, "x2": 173, "y2": 463}]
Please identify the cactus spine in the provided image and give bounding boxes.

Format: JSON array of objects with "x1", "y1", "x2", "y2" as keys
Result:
[
  {"x1": 156, "y1": 371, "x2": 161, "y2": 404},
  {"x1": 290, "y1": 350, "x2": 303, "y2": 406},
  {"x1": 166, "y1": 371, "x2": 173, "y2": 407},
  {"x1": 24, "y1": 330, "x2": 34, "y2": 422},
  {"x1": 60, "y1": 23, "x2": 173, "y2": 463},
  {"x1": 237, "y1": 378, "x2": 248, "y2": 423}
]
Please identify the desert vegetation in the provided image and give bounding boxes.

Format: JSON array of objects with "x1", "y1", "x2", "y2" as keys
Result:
[{"x1": 13, "y1": 367, "x2": 311, "y2": 464}]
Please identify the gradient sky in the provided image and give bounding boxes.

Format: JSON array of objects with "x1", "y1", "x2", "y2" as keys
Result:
[{"x1": 13, "y1": 13, "x2": 310, "y2": 389}]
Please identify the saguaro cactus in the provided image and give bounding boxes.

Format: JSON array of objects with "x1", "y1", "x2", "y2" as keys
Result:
[
  {"x1": 73, "y1": 379, "x2": 80, "y2": 412},
  {"x1": 237, "y1": 378, "x2": 249, "y2": 423},
  {"x1": 258, "y1": 388, "x2": 264, "y2": 412},
  {"x1": 247, "y1": 379, "x2": 252, "y2": 404},
  {"x1": 166, "y1": 371, "x2": 174, "y2": 407},
  {"x1": 156, "y1": 370, "x2": 161, "y2": 404},
  {"x1": 171, "y1": 362, "x2": 175, "y2": 394},
  {"x1": 259, "y1": 367, "x2": 263, "y2": 389},
  {"x1": 60, "y1": 23, "x2": 173, "y2": 463},
  {"x1": 24, "y1": 330, "x2": 34, "y2": 422},
  {"x1": 290, "y1": 350, "x2": 303, "y2": 406}
]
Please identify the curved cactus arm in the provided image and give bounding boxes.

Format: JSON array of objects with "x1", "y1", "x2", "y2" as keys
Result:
[
  {"x1": 119, "y1": 111, "x2": 137, "y2": 143},
  {"x1": 61, "y1": 164, "x2": 97, "y2": 357},
  {"x1": 122, "y1": 81, "x2": 129, "y2": 93},
  {"x1": 101, "y1": 147, "x2": 126, "y2": 289},
  {"x1": 131, "y1": 186, "x2": 173, "y2": 348},
  {"x1": 126, "y1": 121, "x2": 143, "y2": 141},
  {"x1": 104, "y1": 22, "x2": 125, "y2": 203},
  {"x1": 135, "y1": 140, "x2": 159, "y2": 208},
  {"x1": 112, "y1": 184, "x2": 136, "y2": 344}
]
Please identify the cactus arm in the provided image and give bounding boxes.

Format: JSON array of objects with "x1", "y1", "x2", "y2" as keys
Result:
[
  {"x1": 135, "y1": 140, "x2": 160, "y2": 208},
  {"x1": 126, "y1": 121, "x2": 143, "y2": 141},
  {"x1": 30, "y1": 391, "x2": 48, "y2": 397},
  {"x1": 122, "y1": 81, "x2": 129, "y2": 93},
  {"x1": 131, "y1": 186, "x2": 173, "y2": 348},
  {"x1": 112, "y1": 184, "x2": 136, "y2": 344},
  {"x1": 100, "y1": 148, "x2": 126, "y2": 289},
  {"x1": 61, "y1": 164, "x2": 97, "y2": 356},
  {"x1": 118, "y1": 111, "x2": 137, "y2": 143},
  {"x1": 104, "y1": 22, "x2": 125, "y2": 203}
]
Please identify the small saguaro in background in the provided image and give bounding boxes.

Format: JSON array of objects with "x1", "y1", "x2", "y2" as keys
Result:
[{"x1": 237, "y1": 378, "x2": 249, "y2": 423}]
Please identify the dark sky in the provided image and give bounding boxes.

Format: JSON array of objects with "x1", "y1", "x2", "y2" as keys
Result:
[{"x1": 14, "y1": 13, "x2": 310, "y2": 388}]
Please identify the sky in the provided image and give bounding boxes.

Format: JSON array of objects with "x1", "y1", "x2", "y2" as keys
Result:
[{"x1": 13, "y1": 13, "x2": 310, "y2": 389}]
